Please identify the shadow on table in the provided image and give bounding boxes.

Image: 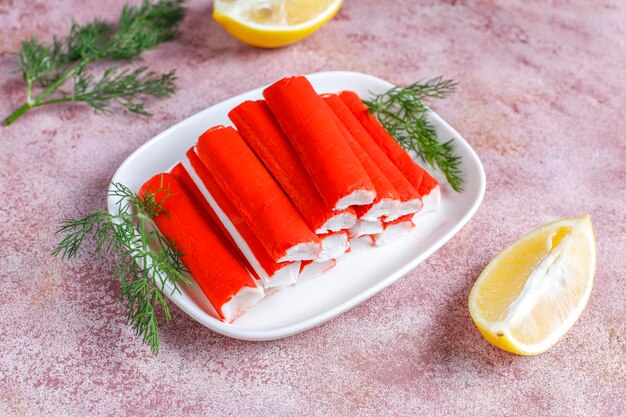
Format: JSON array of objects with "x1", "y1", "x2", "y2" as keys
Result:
[
  {"x1": 423, "y1": 265, "x2": 522, "y2": 374},
  {"x1": 173, "y1": 2, "x2": 272, "y2": 64}
]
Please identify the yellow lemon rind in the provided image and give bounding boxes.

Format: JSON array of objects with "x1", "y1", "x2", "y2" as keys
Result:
[{"x1": 213, "y1": 0, "x2": 342, "y2": 48}]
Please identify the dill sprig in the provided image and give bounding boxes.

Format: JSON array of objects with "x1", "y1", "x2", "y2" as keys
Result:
[
  {"x1": 365, "y1": 77, "x2": 464, "y2": 192},
  {"x1": 52, "y1": 182, "x2": 193, "y2": 354},
  {"x1": 4, "y1": 0, "x2": 185, "y2": 126},
  {"x1": 71, "y1": 66, "x2": 177, "y2": 115}
]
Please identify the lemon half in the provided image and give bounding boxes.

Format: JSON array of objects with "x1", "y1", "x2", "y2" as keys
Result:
[
  {"x1": 213, "y1": 0, "x2": 343, "y2": 48},
  {"x1": 469, "y1": 215, "x2": 596, "y2": 355}
]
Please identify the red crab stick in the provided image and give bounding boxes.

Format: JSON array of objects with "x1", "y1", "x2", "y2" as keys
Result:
[
  {"x1": 229, "y1": 100, "x2": 357, "y2": 234},
  {"x1": 173, "y1": 158, "x2": 300, "y2": 288},
  {"x1": 196, "y1": 125, "x2": 322, "y2": 263},
  {"x1": 170, "y1": 163, "x2": 258, "y2": 280},
  {"x1": 327, "y1": 107, "x2": 400, "y2": 220},
  {"x1": 263, "y1": 76, "x2": 376, "y2": 210},
  {"x1": 139, "y1": 173, "x2": 263, "y2": 322},
  {"x1": 323, "y1": 94, "x2": 423, "y2": 221},
  {"x1": 339, "y1": 91, "x2": 440, "y2": 201}
]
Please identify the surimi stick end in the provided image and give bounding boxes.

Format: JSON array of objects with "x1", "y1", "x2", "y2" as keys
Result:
[
  {"x1": 420, "y1": 185, "x2": 442, "y2": 215},
  {"x1": 317, "y1": 232, "x2": 350, "y2": 262},
  {"x1": 349, "y1": 219, "x2": 384, "y2": 238},
  {"x1": 412, "y1": 185, "x2": 441, "y2": 221},
  {"x1": 317, "y1": 209, "x2": 357, "y2": 234},
  {"x1": 299, "y1": 259, "x2": 337, "y2": 283},
  {"x1": 259, "y1": 262, "x2": 301, "y2": 289},
  {"x1": 221, "y1": 285, "x2": 265, "y2": 322},
  {"x1": 374, "y1": 223, "x2": 414, "y2": 246},
  {"x1": 349, "y1": 236, "x2": 374, "y2": 253},
  {"x1": 335, "y1": 189, "x2": 377, "y2": 210},
  {"x1": 386, "y1": 198, "x2": 423, "y2": 222},
  {"x1": 279, "y1": 242, "x2": 323, "y2": 262},
  {"x1": 357, "y1": 198, "x2": 400, "y2": 221},
  {"x1": 374, "y1": 216, "x2": 415, "y2": 246}
]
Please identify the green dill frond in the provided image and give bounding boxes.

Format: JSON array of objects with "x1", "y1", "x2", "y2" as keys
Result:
[
  {"x1": 65, "y1": 20, "x2": 114, "y2": 62},
  {"x1": 4, "y1": 0, "x2": 186, "y2": 126},
  {"x1": 52, "y1": 182, "x2": 193, "y2": 354},
  {"x1": 110, "y1": 0, "x2": 186, "y2": 60},
  {"x1": 72, "y1": 66, "x2": 177, "y2": 115},
  {"x1": 17, "y1": 37, "x2": 65, "y2": 87},
  {"x1": 365, "y1": 77, "x2": 464, "y2": 192}
]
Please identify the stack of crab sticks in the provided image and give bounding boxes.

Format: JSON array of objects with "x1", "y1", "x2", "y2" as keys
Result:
[{"x1": 139, "y1": 75, "x2": 443, "y2": 322}]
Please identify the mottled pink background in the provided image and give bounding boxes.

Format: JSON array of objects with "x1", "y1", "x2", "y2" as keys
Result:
[{"x1": 1, "y1": 0, "x2": 625, "y2": 416}]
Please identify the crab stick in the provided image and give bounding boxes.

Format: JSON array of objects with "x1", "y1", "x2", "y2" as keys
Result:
[
  {"x1": 229, "y1": 100, "x2": 357, "y2": 234},
  {"x1": 339, "y1": 90, "x2": 440, "y2": 199},
  {"x1": 374, "y1": 214, "x2": 415, "y2": 246},
  {"x1": 317, "y1": 231, "x2": 350, "y2": 262},
  {"x1": 173, "y1": 158, "x2": 300, "y2": 288},
  {"x1": 139, "y1": 173, "x2": 263, "y2": 322},
  {"x1": 263, "y1": 76, "x2": 376, "y2": 210},
  {"x1": 323, "y1": 93, "x2": 423, "y2": 221},
  {"x1": 170, "y1": 163, "x2": 257, "y2": 280},
  {"x1": 326, "y1": 107, "x2": 400, "y2": 220},
  {"x1": 197, "y1": 125, "x2": 322, "y2": 263}
]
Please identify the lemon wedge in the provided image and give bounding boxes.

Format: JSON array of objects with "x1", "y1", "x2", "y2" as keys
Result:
[
  {"x1": 213, "y1": 0, "x2": 342, "y2": 48},
  {"x1": 469, "y1": 215, "x2": 596, "y2": 355}
]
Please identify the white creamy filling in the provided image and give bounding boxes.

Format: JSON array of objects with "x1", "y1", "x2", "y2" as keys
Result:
[
  {"x1": 349, "y1": 236, "x2": 374, "y2": 253},
  {"x1": 412, "y1": 186, "x2": 441, "y2": 220},
  {"x1": 374, "y1": 222, "x2": 414, "y2": 246},
  {"x1": 335, "y1": 189, "x2": 376, "y2": 210},
  {"x1": 359, "y1": 198, "x2": 401, "y2": 221},
  {"x1": 348, "y1": 219, "x2": 383, "y2": 238},
  {"x1": 386, "y1": 198, "x2": 423, "y2": 221},
  {"x1": 279, "y1": 242, "x2": 321, "y2": 262},
  {"x1": 298, "y1": 259, "x2": 336, "y2": 283},
  {"x1": 259, "y1": 262, "x2": 301, "y2": 289},
  {"x1": 316, "y1": 233, "x2": 350, "y2": 262},
  {"x1": 317, "y1": 211, "x2": 357, "y2": 234},
  {"x1": 221, "y1": 284, "x2": 265, "y2": 323}
]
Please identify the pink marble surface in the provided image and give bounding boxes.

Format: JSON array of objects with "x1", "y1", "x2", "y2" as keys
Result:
[{"x1": 1, "y1": 0, "x2": 625, "y2": 415}]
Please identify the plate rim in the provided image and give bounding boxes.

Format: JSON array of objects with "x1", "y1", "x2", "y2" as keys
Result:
[{"x1": 108, "y1": 70, "x2": 486, "y2": 341}]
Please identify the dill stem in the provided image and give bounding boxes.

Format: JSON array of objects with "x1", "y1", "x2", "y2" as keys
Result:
[
  {"x1": 4, "y1": 103, "x2": 32, "y2": 126},
  {"x1": 4, "y1": 64, "x2": 81, "y2": 126},
  {"x1": 26, "y1": 78, "x2": 33, "y2": 104},
  {"x1": 35, "y1": 97, "x2": 76, "y2": 106},
  {"x1": 35, "y1": 64, "x2": 82, "y2": 101}
]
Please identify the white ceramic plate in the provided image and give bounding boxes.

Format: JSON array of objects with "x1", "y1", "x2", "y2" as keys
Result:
[{"x1": 109, "y1": 71, "x2": 486, "y2": 341}]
